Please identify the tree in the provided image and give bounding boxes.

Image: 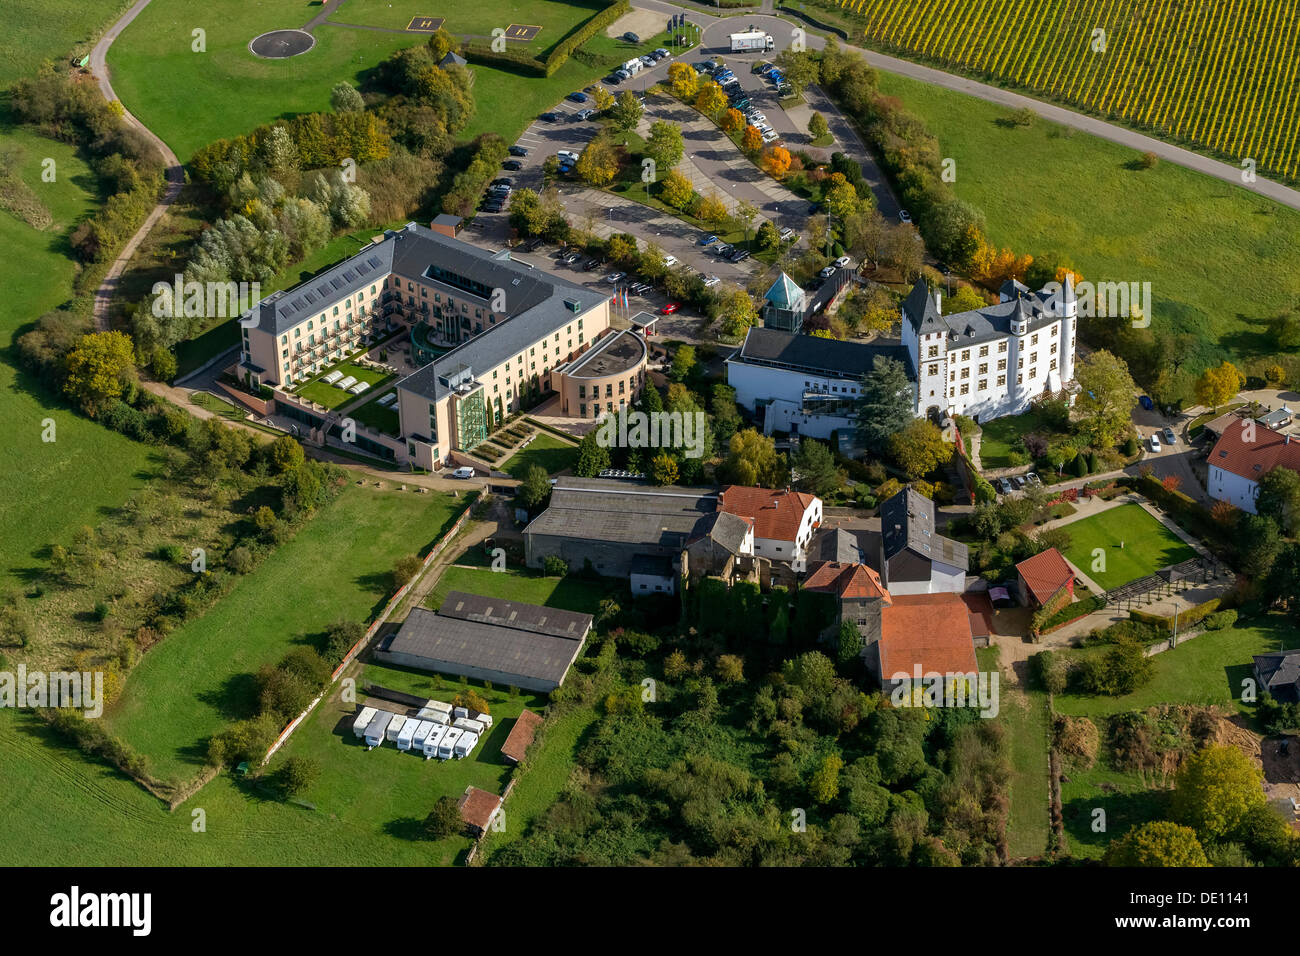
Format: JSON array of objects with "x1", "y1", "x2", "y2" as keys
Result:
[
  {"x1": 856, "y1": 356, "x2": 914, "y2": 453},
  {"x1": 576, "y1": 137, "x2": 619, "y2": 188},
  {"x1": 809, "y1": 111, "x2": 829, "y2": 141},
  {"x1": 724, "y1": 429, "x2": 784, "y2": 487},
  {"x1": 761, "y1": 145, "x2": 791, "y2": 178},
  {"x1": 671, "y1": 344, "x2": 697, "y2": 381},
  {"x1": 592, "y1": 85, "x2": 614, "y2": 112},
  {"x1": 1104, "y1": 821, "x2": 1209, "y2": 867},
  {"x1": 836, "y1": 619, "x2": 863, "y2": 666},
  {"x1": 810, "y1": 754, "x2": 844, "y2": 804},
  {"x1": 1075, "y1": 350, "x2": 1138, "y2": 448},
  {"x1": 887, "y1": 419, "x2": 952, "y2": 479},
  {"x1": 658, "y1": 168, "x2": 694, "y2": 209},
  {"x1": 650, "y1": 451, "x2": 679, "y2": 485},
  {"x1": 793, "y1": 438, "x2": 844, "y2": 497},
  {"x1": 721, "y1": 107, "x2": 745, "y2": 134},
  {"x1": 392, "y1": 553, "x2": 423, "y2": 589},
  {"x1": 426, "y1": 27, "x2": 457, "y2": 62},
  {"x1": 1237, "y1": 513, "x2": 1282, "y2": 578},
  {"x1": 423, "y1": 795, "x2": 463, "y2": 839},
  {"x1": 774, "y1": 50, "x2": 820, "y2": 96},
  {"x1": 694, "y1": 81, "x2": 728, "y2": 118},
  {"x1": 668, "y1": 61, "x2": 700, "y2": 99},
  {"x1": 574, "y1": 430, "x2": 611, "y2": 477},
  {"x1": 716, "y1": 654, "x2": 744, "y2": 683},
  {"x1": 267, "y1": 435, "x2": 305, "y2": 473},
  {"x1": 714, "y1": 285, "x2": 758, "y2": 338},
  {"x1": 695, "y1": 191, "x2": 729, "y2": 230},
  {"x1": 1268, "y1": 312, "x2": 1300, "y2": 349},
  {"x1": 741, "y1": 124, "x2": 763, "y2": 155},
  {"x1": 1194, "y1": 360, "x2": 1244, "y2": 414},
  {"x1": 757, "y1": 220, "x2": 780, "y2": 250},
  {"x1": 1257, "y1": 467, "x2": 1300, "y2": 535},
  {"x1": 730, "y1": 199, "x2": 758, "y2": 241},
  {"x1": 276, "y1": 756, "x2": 321, "y2": 797},
  {"x1": 63, "y1": 331, "x2": 137, "y2": 416},
  {"x1": 645, "y1": 120, "x2": 685, "y2": 171},
  {"x1": 518, "y1": 463, "x2": 552, "y2": 510},
  {"x1": 330, "y1": 82, "x2": 364, "y2": 113},
  {"x1": 1172, "y1": 744, "x2": 1266, "y2": 841},
  {"x1": 609, "y1": 91, "x2": 643, "y2": 133}
]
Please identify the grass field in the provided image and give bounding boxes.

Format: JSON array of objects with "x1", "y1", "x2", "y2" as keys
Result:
[
  {"x1": 873, "y1": 70, "x2": 1300, "y2": 375},
  {"x1": 0, "y1": 0, "x2": 132, "y2": 87},
  {"x1": 293, "y1": 360, "x2": 396, "y2": 409},
  {"x1": 1059, "y1": 743, "x2": 1171, "y2": 860},
  {"x1": 425, "y1": 563, "x2": 614, "y2": 614},
  {"x1": 347, "y1": 392, "x2": 400, "y2": 435},
  {"x1": 1055, "y1": 615, "x2": 1300, "y2": 720},
  {"x1": 1059, "y1": 503, "x2": 1197, "y2": 590},
  {"x1": 107, "y1": 484, "x2": 465, "y2": 784},
  {"x1": 503, "y1": 432, "x2": 578, "y2": 477},
  {"x1": 1002, "y1": 685, "x2": 1051, "y2": 859},
  {"x1": 0, "y1": 125, "x2": 156, "y2": 590},
  {"x1": 818, "y1": 0, "x2": 1300, "y2": 183},
  {"x1": 977, "y1": 406, "x2": 1062, "y2": 470}
]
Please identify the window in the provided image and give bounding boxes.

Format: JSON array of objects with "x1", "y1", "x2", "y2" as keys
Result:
[
  {"x1": 998, "y1": 341, "x2": 1007, "y2": 353},
  {"x1": 927, "y1": 345, "x2": 939, "y2": 358},
  {"x1": 978, "y1": 345, "x2": 989, "y2": 357},
  {"x1": 1017, "y1": 373, "x2": 1023, "y2": 385},
  {"x1": 1051, "y1": 343, "x2": 1058, "y2": 355},
  {"x1": 961, "y1": 349, "x2": 970, "y2": 361},
  {"x1": 1031, "y1": 334, "x2": 1038, "y2": 345},
  {"x1": 1050, "y1": 359, "x2": 1058, "y2": 370},
  {"x1": 580, "y1": 403, "x2": 586, "y2": 416},
  {"x1": 928, "y1": 364, "x2": 938, "y2": 376},
  {"x1": 960, "y1": 383, "x2": 969, "y2": 395},
  {"x1": 997, "y1": 359, "x2": 1006, "y2": 371},
  {"x1": 978, "y1": 363, "x2": 988, "y2": 374},
  {"x1": 960, "y1": 367, "x2": 970, "y2": 379},
  {"x1": 997, "y1": 374, "x2": 1006, "y2": 387},
  {"x1": 1018, "y1": 357, "x2": 1024, "y2": 369},
  {"x1": 978, "y1": 379, "x2": 987, "y2": 390},
  {"x1": 1030, "y1": 352, "x2": 1038, "y2": 364}
]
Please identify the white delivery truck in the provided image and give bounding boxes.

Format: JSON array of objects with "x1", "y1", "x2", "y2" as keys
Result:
[
  {"x1": 364, "y1": 713, "x2": 395, "y2": 750},
  {"x1": 437, "y1": 727, "x2": 464, "y2": 760},
  {"x1": 453, "y1": 732, "x2": 479, "y2": 759},
  {"x1": 730, "y1": 30, "x2": 774, "y2": 53},
  {"x1": 352, "y1": 706, "x2": 376, "y2": 738},
  {"x1": 454, "y1": 717, "x2": 487, "y2": 736},
  {"x1": 396, "y1": 717, "x2": 419, "y2": 751},
  {"x1": 423, "y1": 724, "x2": 449, "y2": 760},
  {"x1": 412, "y1": 720, "x2": 436, "y2": 752}
]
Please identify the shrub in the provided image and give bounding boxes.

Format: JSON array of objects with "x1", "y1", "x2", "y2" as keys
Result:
[
  {"x1": 276, "y1": 756, "x2": 321, "y2": 797},
  {"x1": 392, "y1": 553, "x2": 424, "y2": 589},
  {"x1": 1203, "y1": 609, "x2": 1238, "y2": 631},
  {"x1": 542, "y1": 554, "x2": 568, "y2": 577},
  {"x1": 423, "y1": 795, "x2": 464, "y2": 839},
  {"x1": 1054, "y1": 715, "x2": 1100, "y2": 768}
]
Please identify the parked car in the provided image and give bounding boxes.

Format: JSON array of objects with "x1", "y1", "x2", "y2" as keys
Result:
[
  {"x1": 502, "y1": 160, "x2": 522, "y2": 170},
  {"x1": 1025, "y1": 472, "x2": 1042, "y2": 486},
  {"x1": 562, "y1": 252, "x2": 582, "y2": 263},
  {"x1": 540, "y1": 112, "x2": 558, "y2": 122},
  {"x1": 997, "y1": 477, "x2": 1014, "y2": 495},
  {"x1": 702, "y1": 274, "x2": 721, "y2": 287},
  {"x1": 640, "y1": 55, "x2": 655, "y2": 67},
  {"x1": 761, "y1": 130, "x2": 780, "y2": 143},
  {"x1": 654, "y1": 48, "x2": 670, "y2": 57},
  {"x1": 491, "y1": 177, "x2": 513, "y2": 187},
  {"x1": 557, "y1": 150, "x2": 580, "y2": 163},
  {"x1": 747, "y1": 111, "x2": 766, "y2": 124},
  {"x1": 1011, "y1": 475, "x2": 1027, "y2": 490},
  {"x1": 1149, "y1": 434, "x2": 1162, "y2": 453},
  {"x1": 508, "y1": 145, "x2": 529, "y2": 157},
  {"x1": 729, "y1": 249, "x2": 751, "y2": 263},
  {"x1": 567, "y1": 91, "x2": 586, "y2": 102},
  {"x1": 819, "y1": 265, "x2": 836, "y2": 278},
  {"x1": 574, "y1": 108, "x2": 596, "y2": 121},
  {"x1": 604, "y1": 272, "x2": 627, "y2": 283},
  {"x1": 695, "y1": 61, "x2": 711, "y2": 73},
  {"x1": 698, "y1": 234, "x2": 718, "y2": 246},
  {"x1": 715, "y1": 243, "x2": 734, "y2": 257},
  {"x1": 622, "y1": 31, "x2": 640, "y2": 43},
  {"x1": 613, "y1": 70, "x2": 629, "y2": 82},
  {"x1": 898, "y1": 209, "x2": 912, "y2": 224},
  {"x1": 661, "y1": 303, "x2": 680, "y2": 314},
  {"x1": 662, "y1": 254, "x2": 678, "y2": 267},
  {"x1": 834, "y1": 255, "x2": 852, "y2": 268},
  {"x1": 452, "y1": 467, "x2": 475, "y2": 479},
  {"x1": 1163, "y1": 426, "x2": 1177, "y2": 445},
  {"x1": 779, "y1": 227, "x2": 796, "y2": 242}
]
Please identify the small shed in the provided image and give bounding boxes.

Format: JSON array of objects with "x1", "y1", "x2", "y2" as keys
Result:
[
  {"x1": 458, "y1": 786, "x2": 503, "y2": 836},
  {"x1": 1015, "y1": 547, "x2": 1075, "y2": 609},
  {"x1": 501, "y1": 710, "x2": 543, "y2": 764}
]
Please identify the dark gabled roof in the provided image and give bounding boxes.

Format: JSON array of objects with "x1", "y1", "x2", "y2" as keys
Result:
[
  {"x1": 437, "y1": 590, "x2": 592, "y2": 641},
  {"x1": 1254, "y1": 651, "x2": 1300, "y2": 703},
  {"x1": 903, "y1": 278, "x2": 942, "y2": 334},
  {"x1": 689, "y1": 510, "x2": 752, "y2": 554},
  {"x1": 880, "y1": 487, "x2": 969, "y2": 572},
  {"x1": 809, "y1": 527, "x2": 872, "y2": 565},
  {"x1": 524, "y1": 478, "x2": 720, "y2": 550},
  {"x1": 901, "y1": 276, "x2": 1068, "y2": 348},
  {"x1": 728, "y1": 327, "x2": 913, "y2": 381},
  {"x1": 630, "y1": 553, "x2": 676, "y2": 578}
]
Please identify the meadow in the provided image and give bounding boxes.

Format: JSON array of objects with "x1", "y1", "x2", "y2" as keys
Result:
[
  {"x1": 106, "y1": 483, "x2": 466, "y2": 785},
  {"x1": 817, "y1": 0, "x2": 1300, "y2": 182},
  {"x1": 873, "y1": 70, "x2": 1300, "y2": 374}
]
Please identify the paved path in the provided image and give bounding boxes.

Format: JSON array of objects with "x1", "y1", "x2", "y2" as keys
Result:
[{"x1": 89, "y1": 0, "x2": 185, "y2": 331}]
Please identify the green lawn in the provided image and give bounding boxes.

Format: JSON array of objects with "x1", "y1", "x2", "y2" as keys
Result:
[
  {"x1": 106, "y1": 484, "x2": 465, "y2": 784},
  {"x1": 1059, "y1": 503, "x2": 1197, "y2": 590},
  {"x1": 978, "y1": 406, "x2": 1063, "y2": 470},
  {"x1": 874, "y1": 70, "x2": 1300, "y2": 376},
  {"x1": 425, "y1": 564, "x2": 614, "y2": 614},
  {"x1": 0, "y1": 125, "x2": 155, "y2": 589},
  {"x1": 293, "y1": 360, "x2": 396, "y2": 409},
  {"x1": 347, "y1": 392, "x2": 401, "y2": 435},
  {"x1": 1059, "y1": 744, "x2": 1171, "y2": 861},
  {"x1": 1055, "y1": 615, "x2": 1300, "y2": 721},
  {"x1": 0, "y1": 0, "x2": 132, "y2": 87},
  {"x1": 189, "y1": 390, "x2": 246, "y2": 421},
  {"x1": 502, "y1": 432, "x2": 578, "y2": 477},
  {"x1": 1003, "y1": 685, "x2": 1051, "y2": 859}
]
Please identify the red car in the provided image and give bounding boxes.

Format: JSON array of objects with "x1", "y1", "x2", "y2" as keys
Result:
[{"x1": 660, "y1": 302, "x2": 680, "y2": 314}]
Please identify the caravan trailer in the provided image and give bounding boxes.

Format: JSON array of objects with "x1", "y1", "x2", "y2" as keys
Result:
[
  {"x1": 364, "y1": 713, "x2": 395, "y2": 749},
  {"x1": 386, "y1": 713, "x2": 406, "y2": 742},
  {"x1": 453, "y1": 732, "x2": 479, "y2": 759},
  {"x1": 419, "y1": 700, "x2": 454, "y2": 721},
  {"x1": 352, "y1": 706, "x2": 377, "y2": 738},
  {"x1": 474, "y1": 713, "x2": 494, "y2": 730},
  {"x1": 396, "y1": 717, "x2": 419, "y2": 750},
  {"x1": 422, "y1": 723, "x2": 449, "y2": 760},
  {"x1": 411, "y1": 720, "x2": 436, "y2": 752},
  {"x1": 454, "y1": 717, "x2": 487, "y2": 736},
  {"x1": 452, "y1": 706, "x2": 470, "y2": 721},
  {"x1": 437, "y1": 727, "x2": 464, "y2": 760}
]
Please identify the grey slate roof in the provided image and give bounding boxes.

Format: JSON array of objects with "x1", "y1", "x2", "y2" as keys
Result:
[
  {"x1": 810, "y1": 526, "x2": 875, "y2": 565},
  {"x1": 880, "y1": 487, "x2": 969, "y2": 572},
  {"x1": 387, "y1": 604, "x2": 587, "y2": 687},
  {"x1": 728, "y1": 327, "x2": 914, "y2": 380},
  {"x1": 524, "y1": 478, "x2": 721, "y2": 550},
  {"x1": 902, "y1": 277, "x2": 1068, "y2": 348},
  {"x1": 241, "y1": 243, "x2": 395, "y2": 337},
  {"x1": 1254, "y1": 651, "x2": 1300, "y2": 703},
  {"x1": 438, "y1": 590, "x2": 592, "y2": 641},
  {"x1": 691, "y1": 510, "x2": 752, "y2": 553}
]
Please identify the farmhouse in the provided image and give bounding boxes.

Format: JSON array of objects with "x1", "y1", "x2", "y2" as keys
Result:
[
  {"x1": 1014, "y1": 547, "x2": 1075, "y2": 609},
  {"x1": 376, "y1": 591, "x2": 592, "y2": 692},
  {"x1": 1206, "y1": 418, "x2": 1300, "y2": 514},
  {"x1": 879, "y1": 488, "x2": 968, "y2": 594},
  {"x1": 238, "y1": 223, "x2": 612, "y2": 469},
  {"x1": 716, "y1": 485, "x2": 822, "y2": 570}
]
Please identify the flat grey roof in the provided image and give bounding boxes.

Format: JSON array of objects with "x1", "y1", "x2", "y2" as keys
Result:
[
  {"x1": 437, "y1": 590, "x2": 592, "y2": 640},
  {"x1": 565, "y1": 329, "x2": 646, "y2": 379},
  {"x1": 729, "y1": 327, "x2": 914, "y2": 380}
]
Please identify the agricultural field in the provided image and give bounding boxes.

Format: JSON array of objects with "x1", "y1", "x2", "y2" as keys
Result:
[
  {"x1": 106, "y1": 484, "x2": 466, "y2": 785},
  {"x1": 1059, "y1": 503, "x2": 1197, "y2": 590},
  {"x1": 819, "y1": 0, "x2": 1300, "y2": 182}
]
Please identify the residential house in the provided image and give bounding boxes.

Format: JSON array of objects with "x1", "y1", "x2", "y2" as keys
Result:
[
  {"x1": 717, "y1": 485, "x2": 822, "y2": 571},
  {"x1": 1253, "y1": 651, "x2": 1300, "y2": 703},
  {"x1": 878, "y1": 488, "x2": 968, "y2": 594},
  {"x1": 1207, "y1": 418, "x2": 1300, "y2": 514}
]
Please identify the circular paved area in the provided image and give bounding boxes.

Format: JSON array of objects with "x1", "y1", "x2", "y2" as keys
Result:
[{"x1": 249, "y1": 29, "x2": 316, "y2": 59}]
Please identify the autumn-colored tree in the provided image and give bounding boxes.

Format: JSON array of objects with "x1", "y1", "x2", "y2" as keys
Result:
[
  {"x1": 723, "y1": 429, "x2": 784, "y2": 487},
  {"x1": 715, "y1": 285, "x2": 758, "y2": 338},
  {"x1": 592, "y1": 85, "x2": 614, "y2": 111},
  {"x1": 694, "y1": 81, "x2": 728, "y2": 117},
  {"x1": 63, "y1": 331, "x2": 137, "y2": 416},
  {"x1": 823, "y1": 173, "x2": 860, "y2": 220},
  {"x1": 1172, "y1": 744, "x2": 1266, "y2": 841},
  {"x1": 576, "y1": 137, "x2": 619, "y2": 188},
  {"x1": 809, "y1": 754, "x2": 843, "y2": 805},
  {"x1": 741, "y1": 124, "x2": 763, "y2": 155},
  {"x1": 1104, "y1": 821, "x2": 1209, "y2": 867},
  {"x1": 761, "y1": 145, "x2": 791, "y2": 178},
  {"x1": 650, "y1": 450, "x2": 679, "y2": 486},
  {"x1": 721, "y1": 108, "x2": 745, "y2": 135},
  {"x1": 668, "y1": 61, "x2": 699, "y2": 99},
  {"x1": 1194, "y1": 360, "x2": 1244, "y2": 414},
  {"x1": 426, "y1": 28, "x2": 457, "y2": 61},
  {"x1": 695, "y1": 191, "x2": 729, "y2": 229},
  {"x1": 887, "y1": 418, "x2": 953, "y2": 479},
  {"x1": 658, "y1": 168, "x2": 694, "y2": 209}
]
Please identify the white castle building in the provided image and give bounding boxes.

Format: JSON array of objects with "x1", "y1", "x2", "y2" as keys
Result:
[{"x1": 902, "y1": 274, "x2": 1078, "y2": 423}]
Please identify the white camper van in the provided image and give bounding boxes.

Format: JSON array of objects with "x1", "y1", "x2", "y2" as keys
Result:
[
  {"x1": 437, "y1": 727, "x2": 464, "y2": 760},
  {"x1": 454, "y1": 732, "x2": 479, "y2": 759},
  {"x1": 396, "y1": 717, "x2": 419, "y2": 750},
  {"x1": 423, "y1": 723, "x2": 449, "y2": 759},
  {"x1": 352, "y1": 706, "x2": 376, "y2": 738},
  {"x1": 364, "y1": 713, "x2": 395, "y2": 749},
  {"x1": 454, "y1": 717, "x2": 487, "y2": 736},
  {"x1": 474, "y1": 713, "x2": 494, "y2": 730},
  {"x1": 412, "y1": 720, "x2": 436, "y2": 752}
]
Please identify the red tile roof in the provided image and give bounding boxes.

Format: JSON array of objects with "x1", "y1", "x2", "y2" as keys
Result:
[
  {"x1": 961, "y1": 592, "x2": 994, "y2": 639},
  {"x1": 878, "y1": 594, "x2": 978, "y2": 678},
  {"x1": 458, "y1": 786, "x2": 502, "y2": 831},
  {"x1": 501, "y1": 709, "x2": 543, "y2": 763},
  {"x1": 803, "y1": 561, "x2": 891, "y2": 602},
  {"x1": 1208, "y1": 418, "x2": 1300, "y2": 483},
  {"x1": 717, "y1": 486, "x2": 819, "y2": 543},
  {"x1": 1015, "y1": 547, "x2": 1075, "y2": 606}
]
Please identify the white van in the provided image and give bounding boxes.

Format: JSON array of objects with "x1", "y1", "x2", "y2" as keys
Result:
[
  {"x1": 451, "y1": 466, "x2": 475, "y2": 479},
  {"x1": 352, "y1": 706, "x2": 376, "y2": 738},
  {"x1": 437, "y1": 727, "x2": 464, "y2": 760},
  {"x1": 422, "y1": 723, "x2": 449, "y2": 759}
]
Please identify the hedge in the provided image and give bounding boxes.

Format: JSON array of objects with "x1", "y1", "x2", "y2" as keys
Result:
[
  {"x1": 542, "y1": 0, "x2": 630, "y2": 77},
  {"x1": 1128, "y1": 597, "x2": 1227, "y2": 635},
  {"x1": 1036, "y1": 593, "x2": 1104, "y2": 634},
  {"x1": 460, "y1": 44, "x2": 547, "y2": 77}
]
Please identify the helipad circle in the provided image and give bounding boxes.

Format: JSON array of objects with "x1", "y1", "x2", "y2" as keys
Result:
[{"x1": 249, "y1": 29, "x2": 316, "y2": 59}]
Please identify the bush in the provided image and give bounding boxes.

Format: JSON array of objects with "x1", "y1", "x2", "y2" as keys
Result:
[
  {"x1": 276, "y1": 756, "x2": 321, "y2": 797},
  {"x1": 1077, "y1": 637, "x2": 1154, "y2": 696},
  {"x1": 542, "y1": 554, "x2": 568, "y2": 577},
  {"x1": 392, "y1": 553, "x2": 424, "y2": 590},
  {"x1": 423, "y1": 795, "x2": 464, "y2": 839},
  {"x1": 1203, "y1": 609, "x2": 1238, "y2": 631}
]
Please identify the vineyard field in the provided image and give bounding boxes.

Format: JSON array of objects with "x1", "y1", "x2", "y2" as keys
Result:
[{"x1": 816, "y1": 0, "x2": 1300, "y2": 182}]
